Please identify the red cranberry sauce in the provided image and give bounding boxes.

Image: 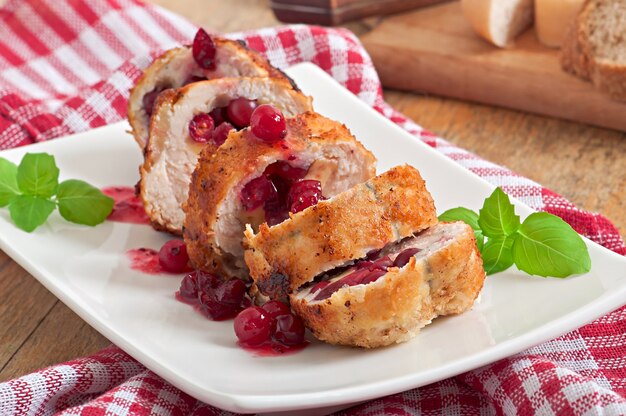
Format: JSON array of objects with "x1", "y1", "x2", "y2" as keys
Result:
[
  {"x1": 176, "y1": 270, "x2": 249, "y2": 321},
  {"x1": 237, "y1": 340, "x2": 308, "y2": 356},
  {"x1": 127, "y1": 248, "x2": 163, "y2": 274},
  {"x1": 143, "y1": 87, "x2": 165, "y2": 117},
  {"x1": 102, "y1": 186, "x2": 150, "y2": 225},
  {"x1": 175, "y1": 271, "x2": 309, "y2": 355},
  {"x1": 308, "y1": 244, "x2": 426, "y2": 301},
  {"x1": 239, "y1": 161, "x2": 324, "y2": 227}
]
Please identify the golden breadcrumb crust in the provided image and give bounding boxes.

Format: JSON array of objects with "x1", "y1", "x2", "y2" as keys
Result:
[
  {"x1": 290, "y1": 222, "x2": 485, "y2": 348},
  {"x1": 245, "y1": 165, "x2": 438, "y2": 300}
]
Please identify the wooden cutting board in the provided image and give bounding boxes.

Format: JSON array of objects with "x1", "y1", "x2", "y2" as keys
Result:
[{"x1": 362, "y1": 1, "x2": 626, "y2": 132}]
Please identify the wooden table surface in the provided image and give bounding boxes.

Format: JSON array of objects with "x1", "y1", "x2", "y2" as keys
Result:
[{"x1": 1, "y1": 0, "x2": 624, "y2": 383}]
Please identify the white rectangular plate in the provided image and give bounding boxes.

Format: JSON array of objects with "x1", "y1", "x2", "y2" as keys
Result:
[{"x1": 1, "y1": 63, "x2": 625, "y2": 414}]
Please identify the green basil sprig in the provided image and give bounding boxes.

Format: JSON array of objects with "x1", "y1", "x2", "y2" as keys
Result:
[
  {"x1": 439, "y1": 187, "x2": 591, "y2": 277},
  {"x1": 0, "y1": 153, "x2": 113, "y2": 232}
]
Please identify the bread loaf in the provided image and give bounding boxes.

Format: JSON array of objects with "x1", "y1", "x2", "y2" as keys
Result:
[
  {"x1": 461, "y1": 0, "x2": 534, "y2": 47},
  {"x1": 560, "y1": 0, "x2": 626, "y2": 101},
  {"x1": 535, "y1": 0, "x2": 584, "y2": 48}
]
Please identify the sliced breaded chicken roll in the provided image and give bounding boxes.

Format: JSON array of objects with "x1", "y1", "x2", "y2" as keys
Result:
[
  {"x1": 183, "y1": 111, "x2": 376, "y2": 280},
  {"x1": 244, "y1": 165, "x2": 438, "y2": 300},
  {"x1": 128, "y1": 29, "x2": 291, "y2": 148},
  {"x1": 140, "y1": 77, "x2": 313, "y2": 234},
  {"x1": 291, "y1": 221, "x2": 485, "y2": 348}
]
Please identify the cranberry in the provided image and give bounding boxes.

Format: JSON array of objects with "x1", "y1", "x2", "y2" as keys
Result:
[
  {"x1": 250, "y1": 104, "x2": 287, "y2": 143},
  {"x1": 214, "y1": 279, "x2": 247, "y2": 306},
  {"x1": 373, "y1": 255, "x2": 393, "y2": 270},
  {"x1": 209, "y1": 107, "x2": 226, "y2": 125},
  {"x1": 227, "y1": 98, "x2": 257, "y2": 128},
  {"x1": 264, "y1": 198, "x2": 289, "y2": 226},
  {"x1": 341, "y1": 268, "x2": 371, "y2": 286},
  {"x1": 263, "y1": 161, "x2": 306, "y2": 183},
  {"x1": 143, "y1": 88, "x2": 163, "y2": 117},
  {"x1": 158, "y1": 240, "x2": 191, "y2": 273},
  {"x1": 212, "y1": 122, "x2": 234, "y2": 146},
  {"x1": 290, "y1": 190, "x2": 320, "y2": 213},
  {"x1": 261, "y1": 300, "x2": 291, "y2": 320},
  {"x1": 360, "y1": 269, "x2": 387, "y2": 285},
  {"x1": 179, "y1": 271, "x2": 199, "y2": 301},
  {"x1": 179, "y1": 271, "x2": 222, "y2": 302},
  {"x1": 198, "y1": 292, "x2": 239, "y2": 320},
  {"x1": 183, "y1": 76, "x2": 206, "y2": 86},
  {"x1": 312, "y1": 264, "x2": 388, "y2": 300},
  {"x1": 234, "y1": 307, "x2": 272, "y2": 346},
  {"x1": 189, "y1": 113, "x2": 214, "y2": 143},
  {"x1": 393, "y1": 248, "x2": 421, "y2": 268},
  {"x1": 365, "y1": 249, "x2": 382, "y2": 260},
  {"x1": 313, "y1": 270, "x2": 364, "y2": 301},
  {"x1": 192, "y1": 28, "x2": 216, "y2": 70},
  {"x1": 355, "y1": 260, "x2": 375, "y2": 270},
  {"x1": 196, "y1": 271, "x2": 220, "y2": 294},
  {"x1": 272, "y1": 314, "x2": 305, "y2": 346},
  {"x1": 310, "y1": 281, "x2": 330, "y2": 294},
  {"x1": 287, "y1": 180, "x2": 323, "y2": 213},
  {"x1": 240, "y1": 175, "x2": 278, "y2": 211}
]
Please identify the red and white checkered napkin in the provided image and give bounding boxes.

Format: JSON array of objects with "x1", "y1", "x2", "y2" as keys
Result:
[{"x1": 0, "y1": 0, "x2": 624, "y2": 414}]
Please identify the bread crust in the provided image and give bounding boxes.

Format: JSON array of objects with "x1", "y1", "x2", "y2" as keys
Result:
[
  {"x1": 128, "y1": 37, "x2": 293, "y2": 148},
  {"x1": 560, "y1": 1, "x2": 592, "y2": 79},
  {"x1": 461, "y1": 0, "x2": 496, "y2": 45},
  {"x1": 560, "y1": 0, "x2": 626, "y2": 101},
  {"x1": 184, "y1": 112, "x2": 376, "y2": 279},
  {"x1": 461, "y1": 0, "x2": 533, "y2": 48},
  {"x1": 245, "y1": 165, "x2": 438, "y2": 300},
  {"x1": 290, "y1": 222, "x2": 485, "y2": 348},
  {"x1": 139, "y1": 77, "x2": 313, "y2": 235}
]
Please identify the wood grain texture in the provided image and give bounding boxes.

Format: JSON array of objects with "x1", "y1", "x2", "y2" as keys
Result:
[
  {"x1": 384, "y1": 91, "x2": 626, "y2": 236},
  {"x1": 362, "y1": 1, "x2": 626, "y2": 131},
  {"x1": 0, "y1": 0, "x2": 623, "y2": 384}
]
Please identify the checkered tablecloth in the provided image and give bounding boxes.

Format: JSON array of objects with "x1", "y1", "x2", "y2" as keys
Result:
[{"x1": 0, "y1": 0, "x2": 624, "y2": 414}]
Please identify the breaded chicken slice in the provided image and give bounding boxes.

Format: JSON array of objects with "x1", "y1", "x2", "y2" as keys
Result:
[
  {"x1": 244, "y1": 165, "x2": 438, "y2": 300},
  {"x1": 139, "y1": 77, "x2": 312, "y2": 234},
  {"x1": 291, "y1": 221, "x2": 485, "y2": 348},
  {"x1": 183, "y1": 111, "x2": 376, "y2": 280},
  {"x1": 128, "y1": 32, "x2": 291, "y2": 148}
]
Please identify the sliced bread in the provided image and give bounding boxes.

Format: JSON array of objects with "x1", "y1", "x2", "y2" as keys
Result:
[
  {"x1": 461, "y1": 0, "x2": 534, "y2": 47},
  {"x1": 561, "y1": 0, "x2": 626, "y2": 101}
]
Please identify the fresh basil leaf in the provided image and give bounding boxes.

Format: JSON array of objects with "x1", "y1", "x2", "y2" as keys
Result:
[
  {"x1": 56, "y1": 179, "x2": 114, "y2": 226},
  {"x1": 482, "y1": 235, "x2": 515, "y2": 275},
  {"x1": 512, "y1": 212, "x2": 591, "y2": 277},
  {"x1": 439, "y1": 207, "x2": 484, "y2": 252},
  {"x1": 16, "y1": 153, "x2": 59, "y2": 197},
  {"x1": 475, "y1": 229, "x2": 485, "y2": 252},
  {"x1": 478, "y1": 187, "x2": 520, "y2": 237},
  {"x1": 439, "y1": 207, "x2": 480, "y2": 229},
  {"x1": 8, "y1": 195, "x2": 56, "y2": 232},
  {"x1": 0, "y1": 158, "x2": 19, "y2": 207}
]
